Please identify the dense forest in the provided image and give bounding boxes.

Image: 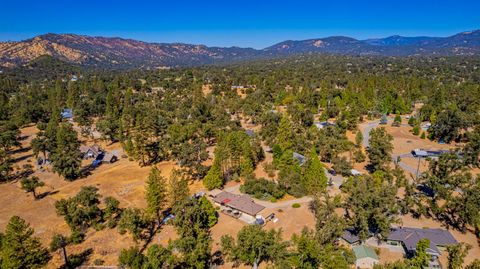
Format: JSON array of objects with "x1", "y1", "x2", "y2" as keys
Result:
[{"x1": 0, "y1": 54, "x2": 480, "y2": 268}]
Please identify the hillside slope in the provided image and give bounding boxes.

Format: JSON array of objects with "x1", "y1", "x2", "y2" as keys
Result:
[{"x1": 0, "y1": 30, "x2": 479, "y2": 69}]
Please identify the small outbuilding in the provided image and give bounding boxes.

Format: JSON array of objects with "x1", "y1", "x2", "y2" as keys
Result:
[
  {"x1": 102, "y1": 152, "x2": 118, "y2": 164},
  {"x1": 353, "y1": 245, "x2": 379, "y2": 269}
]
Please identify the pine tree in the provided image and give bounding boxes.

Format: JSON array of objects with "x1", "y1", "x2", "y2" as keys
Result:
[
  {"x1": 1, "y1": 216, "x2": 51, "y2": 269},
  {"x1": 203, "y1": 163, "x2": 223, "y2": 190},
  {"x1": 145, "y1": 167, "x2": 167, "y2": 222},
  {"x1": 169, "y1": 169, "x2": 189, "y2": 208},
  {"x1": 50, "y1": 122, "x2": 82, "y2": 180},
  {"x1": 368, "y1": 127, "x2": 393, "y2": 172},
  {"x1": 355, "y1": 131, "x2": 363, "y2": 148},
  {"x1": 276, "y1": 116, "x2": 294, "y2": 151},
  {"x1": 49, "y1": 234, "x2": 69, "y2": 268},
  {"x1": 303, "y1": 147, "x2": 327, "y2": 195}
]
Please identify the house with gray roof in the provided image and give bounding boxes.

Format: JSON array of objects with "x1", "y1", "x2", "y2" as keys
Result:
[
  {"x1": 340, "y1": 229, "x2": 361, "y2": 245},
  {"x1": 80, "y1": 144, "x2": 102, "y2": 159},
  {"x1": 387, "y1": 227, "x2": 457, "y2": 258},
  {"x1": 211, "y1": 191, "x2": 265, "y2": 223}
]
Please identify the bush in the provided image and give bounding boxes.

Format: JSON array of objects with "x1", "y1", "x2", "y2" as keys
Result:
[
  {"x1": 408, "y1": 117, "x2": 415, "y2": 126},
  {"x1": 412, "y1": 125, "x2": 420, "y2": 135},
  {"x1": 420, "y1": 132, "x2": 426, "y2": 139},
  {"x1": 394, "y1": 115, "x2": 402, "y2": 123},
  {"x1": 292, "y1": 203, "x2": 301, "y2": 208},
  {"x1": 240, "y1": 177, "x2": 285, "y2": 200}
]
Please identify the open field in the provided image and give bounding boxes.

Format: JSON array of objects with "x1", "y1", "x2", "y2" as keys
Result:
[{"x1": 0, "y1": 126, "x2": 187, "y2": 267}]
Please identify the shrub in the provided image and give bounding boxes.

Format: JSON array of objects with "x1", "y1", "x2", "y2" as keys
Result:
[
  {"x1": 394, "y1": 115, "x2": 402, "y2": 123},
  {"x1": 240, "y1": 177, "x2": 285, "y2": 200},
  {"x1": 408, "y1": 117, "x2": 415, "y2": 126},
  {"x1": 292, "y1": 203, "x2": 301, "y2": 208},
  {"x1": 420, "y1": 132, "x2": 426, "y2": 139},
  {"x1": 412, "y1": 125, "x2": 420, "y2": 135}
]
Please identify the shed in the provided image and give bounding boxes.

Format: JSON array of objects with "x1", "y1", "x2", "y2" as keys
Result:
[
  {"x1": 102, "y1": 152, "x2": 118, "y2": 164},
  {"x1": 353, "y1": 245, "x2": 379, "y2": 269}
]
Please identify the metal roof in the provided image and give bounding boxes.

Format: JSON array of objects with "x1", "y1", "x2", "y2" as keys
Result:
[
  {"x1": 212, "y1": 191, "x2": 265, "y2": 216},
  {"x1": 353, "y1": 245, "x2": 378, "y2": 260}
]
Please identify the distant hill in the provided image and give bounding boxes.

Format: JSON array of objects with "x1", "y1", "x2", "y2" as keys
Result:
[{"x1": 0, "y1": 30, "x2": 479, "y2": 69}]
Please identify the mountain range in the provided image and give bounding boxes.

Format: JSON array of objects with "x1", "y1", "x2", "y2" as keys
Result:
[{"x1": 0, "y1": 30, "x2": 479, "y2": 69}]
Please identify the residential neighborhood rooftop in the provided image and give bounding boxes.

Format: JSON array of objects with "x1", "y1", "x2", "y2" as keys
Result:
[
  {"x1": 387, "y1": 227, "x2": 457, "y2": 256},
  {"x1": 211, "y1": 191, "x2": 265, "y2": 216},
  {"x1": 353, "y1": 245, "x2": 378, "y2": 260}
]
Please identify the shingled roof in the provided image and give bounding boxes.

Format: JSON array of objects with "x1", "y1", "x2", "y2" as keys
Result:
[
  {"x1": 387, "y1": 227, "x2": 457, "y2": 256},
  {"x1": 212, "y1": 191, "x2": 265, "y2": 216}
]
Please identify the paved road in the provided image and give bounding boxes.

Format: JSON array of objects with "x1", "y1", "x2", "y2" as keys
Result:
[{"x1": 362, "y1": 121, "x2": 380, "y2": 148}]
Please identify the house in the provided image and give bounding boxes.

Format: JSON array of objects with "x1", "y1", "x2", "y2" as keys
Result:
[
  {"x1": 80, "y1": 145, "x2": 102, "y2": 159},
  {"x1": 353, "y1": 245, "x2": 379, "y2": 269},
  {"x1": 293, "y1": 152, "x2": 306, "y2": 166},
  {"x1": 210, "y1": 190, "x2": 265, "y2": 224},
  {"x1": 386, "y1": 227, "x2": 457, "y2": 259},
  {"x1": 61, "y1": 108, "x2": 73, "y2": 119},
  {"x1": 411, "y1": 149, "x2": 449, "y2": 158},
  {"x1": 102, "y1": 152, "x2": 118, "y2": 164},
  {"x1": 340, "y1": 229, "x2": 361, "y2": 245},
  {"x1": 314, "y1": 121, "x2": 334, "y2": 130},
  {"x1": 350, "y1": 169, "x2": 362, "y2": 176}
]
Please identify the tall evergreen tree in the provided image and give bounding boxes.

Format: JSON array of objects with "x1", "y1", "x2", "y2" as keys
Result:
[
  {"x1": 368, "y1": 127, "x2": 393, "y2": 171},
  {"x1": 1, "y1": 216, "x2": 51, "y2": 269},
  {"x1": 169, "y1": 169, "x2": 189, "y2": 208},
  {"x1": 303, "y1": 146, "x2": 328, "y2": 195},
  {"x1": 50, "y1": 122, "x2": 82, "y2": 180},
  {"x1": 145, "y1": 167, "x2": 167, "y2": 222}
]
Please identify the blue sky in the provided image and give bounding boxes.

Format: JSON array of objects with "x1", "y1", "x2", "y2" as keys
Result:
[{"x1": 1, "y1": 0, "x2": 478, "y2": 48}]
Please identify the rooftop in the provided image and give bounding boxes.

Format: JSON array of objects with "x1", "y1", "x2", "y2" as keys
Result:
[
  {"x1": 211, "y1": 191, "x2": 265, "y2": 216},
  {"x1": 353, "y1": 245, "x2": 378, "y2": 260},
  {"x1": 387, "y1": 227, "x2": 457, "y2": 255}
]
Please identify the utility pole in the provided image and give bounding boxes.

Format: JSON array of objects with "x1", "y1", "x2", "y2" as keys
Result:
[{"x1": 415, "y1": 157, "x2": 421, "y2": 181}]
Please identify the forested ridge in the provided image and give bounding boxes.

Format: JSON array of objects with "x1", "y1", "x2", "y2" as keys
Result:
[{"x1": 0, "y1": 54, "x2": 480, "y2": 268}]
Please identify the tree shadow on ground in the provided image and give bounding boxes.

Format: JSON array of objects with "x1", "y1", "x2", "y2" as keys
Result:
[
  {"x1": 59, "y1": 248, "x2": 93, "y2": 269},
  {"x1": 37, "y1": 190, "x2": 59, "y2": 199}
]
